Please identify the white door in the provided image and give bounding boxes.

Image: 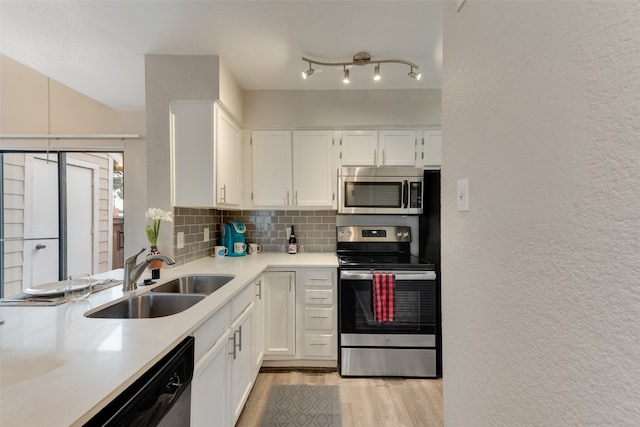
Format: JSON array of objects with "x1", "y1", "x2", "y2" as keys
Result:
[
  {"x1": 24, "y1": 155, "x2": 59, "y2": 286},
  {"x1": 66, "y1": 162, "x2": 95, "y2": 275},
  {"x1": 23, "y1": 155, "x2": 97, "y2": 288}
]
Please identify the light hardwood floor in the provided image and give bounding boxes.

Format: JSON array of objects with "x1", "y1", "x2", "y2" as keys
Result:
[{"x1": 236, "y1": 370, "x2": 443, "y2": 427}]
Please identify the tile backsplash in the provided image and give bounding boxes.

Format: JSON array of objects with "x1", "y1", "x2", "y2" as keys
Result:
[
  {"x1": 221, "y1": 210, "x2": 337, "y2": 253},
  {"x1": 172, "y1": 208, "x2": 337, "y2": 265},
  {"x1": 172, "y1": 207, "x2": 221, "y2": 266}
]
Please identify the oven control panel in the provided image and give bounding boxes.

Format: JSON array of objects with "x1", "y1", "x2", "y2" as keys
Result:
[{"x1": 337, "y1": 226, "x2": 411, "y2": 242}]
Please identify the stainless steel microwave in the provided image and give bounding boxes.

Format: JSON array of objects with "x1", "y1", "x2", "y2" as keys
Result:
[{"x1": 338, "y1": 166, "x2": 424, "y2": 214}]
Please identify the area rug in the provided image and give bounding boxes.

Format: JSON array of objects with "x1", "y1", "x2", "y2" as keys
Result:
[{"x1": 259, "y1": 385, "x2": 342, "y2": 427}]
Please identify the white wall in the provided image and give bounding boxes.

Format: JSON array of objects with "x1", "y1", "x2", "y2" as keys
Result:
[
  {"x1": 243, "y1": 89, "x2": 441, "y2": 128},
  {"x1": 442, "y1": 2, "x2": 640, "y2": 425}
]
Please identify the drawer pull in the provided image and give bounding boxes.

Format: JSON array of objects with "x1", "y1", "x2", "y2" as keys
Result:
[
  {"x1": 309, "y1": 342, "x2": 329, "y2": 346},
  {"x1": 310, "y1": 315, "x2": 329, "y2": 319},
  {"x1": 310, "y1": 297, "x2": 328, "y2": 300}
]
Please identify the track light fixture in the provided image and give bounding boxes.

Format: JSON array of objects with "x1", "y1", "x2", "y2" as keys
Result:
[
  {"x1": 373, "y1": 64, "x2": 381, "y2": 81},
  {"x1": 301, "y1": 61, "x2": 314, "y2": 79},
  {"x1": 408, "y1": 65, "x2": 422, "y2": 81},
  {"x1": 301, "y1": 51, "x2": 420, "y2": 83}
]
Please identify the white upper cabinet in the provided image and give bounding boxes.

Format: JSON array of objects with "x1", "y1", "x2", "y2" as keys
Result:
[
  {"x1": 340, "y1": 129, "x2": 419, "y2": 167},
  {"x1": 251, "y1": 130, "x2": 292, "y2": 207},
  {"x1": 340, "y1": 130, "x2": 378, "y2": 166},
  {"x1": 170, "y1": 100, "x2": 242, "y2": 208},
  {"x1": 215, "y1": 105, "x2": 242, "y2": 207},
  {"x1": 421, "y1": 129, "x2": 442, "y2": 169},
  {"x1": 292, "y1": 130, "x2": 335, "y2": 207},
  {"x1": 378, "y1": 130, "x2": 418, "y2": 166},
  {"x1": 170, "y1": 101, "x2": 215, "y2": 207},
  {"x1": 251, "y1": 130, "x2": 335, "y2": 209}
]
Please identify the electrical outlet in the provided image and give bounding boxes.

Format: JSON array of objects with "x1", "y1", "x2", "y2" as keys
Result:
[
  {"x1": 457, "y1": 178, "x2": 470, "y2": 211},
  {"x1": 177, "y1": 232, "x2": 185, "y2": 249},
  {"x1": 204, "y1": 228, "x2": 209, "y2": 242}
]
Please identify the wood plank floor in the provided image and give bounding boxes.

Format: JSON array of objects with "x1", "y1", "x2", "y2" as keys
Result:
[{"x1": 236, "y1": 370, "x2": 443, "y2": 427}]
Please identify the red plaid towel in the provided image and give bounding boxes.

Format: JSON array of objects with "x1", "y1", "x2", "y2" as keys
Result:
[{"x1": 372, "y1": 272, "x2": 395, "y2": 322}]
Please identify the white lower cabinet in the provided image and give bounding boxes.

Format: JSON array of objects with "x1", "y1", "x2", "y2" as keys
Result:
[
  {"x1": 191, "y1": 268, "x2": 336, "y2": 426},
  {"x1": 191, "y1": 327, "x2": 231, "y2": 427},
  {"x1": 263, "y1": 271, "x2": 296, "y2": 357},
  {"x1": 190, "y1": 280, "x2": 260, "y2": 427},
  {"x1": 229, "y1": 303, "x2": 254, "y2": 425},
  {"x1": 252, "y1": 277, "x2": 265, "y2": 378},
  {"x1": 262, "y1": 268, "x2": 337, "y2": 367}
]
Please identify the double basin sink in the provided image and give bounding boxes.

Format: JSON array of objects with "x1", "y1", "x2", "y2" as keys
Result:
[{"x1": 86, "y1": 274, "x2": 235, "y2": 319}]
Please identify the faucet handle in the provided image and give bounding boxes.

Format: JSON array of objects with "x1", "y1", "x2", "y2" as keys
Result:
[{"x1": 126, "y1": 247, "x2": 147, "y2": 264}]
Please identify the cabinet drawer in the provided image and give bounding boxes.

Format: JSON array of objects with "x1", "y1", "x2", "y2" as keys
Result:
[
  {"x1": 304, "y1": 307, "x2": 333, "y2": 330},
  {"x1": 303, "y1": 333, "x2": 334, "y2": 358},
  {"x1": 193, "y1": 303, "x2": 230, "y2": 362},
  {"x1": 303, "y1": 269, "x2": 333, "y2": 287},
  {"x1": 304, "y1": 289, "x2": 333, "y2": 305},
  {"x1": 231, "y1": 282, "x2": 255, "y2": 319}
]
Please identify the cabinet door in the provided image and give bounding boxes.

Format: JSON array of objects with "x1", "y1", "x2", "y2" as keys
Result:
[
  {"x1": 378, "y1": 130, "x2": 417, "y2": 166},
  {"x1": 191, "y1": 328, "x2": 231, "y2": 427},
  {"x1": 423, "y1": 129, "x2": 442, "y2": 168},
  {"x1": 292, "y1": 130, "x2": 335, "y2": 207},
  {"x1": 252, "y1": 277, "x2": 264, "y2": 378},
  {"x1": 170, "y1": 101, "x2": 214, "y2": 207},
  {"x1": 263, "y1": 272, "x2": 296, "y2": 357},
  {"x1": 251, "y1": 131, "x2": 292, "y2": 207},
  {"x1": 230, "y1": 304, "x2": 254, "y2": 425},
  {"x1": 215, "y1": 105, "x2": 242, "y2": 207},
  {"x1": 340, "y1": 130, "x2": 378, "y2": 166}
]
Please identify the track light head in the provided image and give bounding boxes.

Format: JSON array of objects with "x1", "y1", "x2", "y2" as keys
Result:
[
  {"x1": 408, "y1": 66, "x2": 422, "y2": 81},
  {"x1": 343, "y1": 66, "x2": 350, "y2": 84},
  {"x1": 302, "y1": 62, "x2": 315, "y2": 79},
  {"x1": 373, "y1": 64, "x2": 381, "y2": 81}
]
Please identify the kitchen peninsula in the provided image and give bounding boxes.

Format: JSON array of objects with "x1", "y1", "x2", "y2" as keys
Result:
[{"x1": 0, "y1": 253, "x2": 338, "y2": 427}]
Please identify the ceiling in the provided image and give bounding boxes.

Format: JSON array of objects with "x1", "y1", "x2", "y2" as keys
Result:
[{"x1": 0, "y1": 1, "x2": 443, "y2": 109}]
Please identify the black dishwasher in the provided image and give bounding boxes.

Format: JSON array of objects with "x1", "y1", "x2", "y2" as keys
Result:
[{"x1": 85, "y1": 336, "x2": 194, "y2": 427}]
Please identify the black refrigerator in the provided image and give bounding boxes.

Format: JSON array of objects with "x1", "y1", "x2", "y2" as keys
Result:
[{"x1": 419, "y1": 169, "x2": 442, "y2": 378}]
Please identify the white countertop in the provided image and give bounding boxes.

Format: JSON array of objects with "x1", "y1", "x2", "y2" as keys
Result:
[{"x1": 0, "y1": 253, "x2": 337, "y2": 427}]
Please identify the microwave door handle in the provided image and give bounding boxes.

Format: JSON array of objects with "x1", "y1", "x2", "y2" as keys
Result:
[{"x1": 402, "y1": 180, "x2": 409, "y2": 208}]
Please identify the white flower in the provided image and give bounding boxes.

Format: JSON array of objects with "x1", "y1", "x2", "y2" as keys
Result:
[{"x1": 145, "y1": 207, "x2": 173, "y2": 222}]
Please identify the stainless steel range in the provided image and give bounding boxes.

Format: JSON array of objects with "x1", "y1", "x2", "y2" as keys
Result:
[{"x1": 337, "y1": 225, "x2": 439, "y2": 378}]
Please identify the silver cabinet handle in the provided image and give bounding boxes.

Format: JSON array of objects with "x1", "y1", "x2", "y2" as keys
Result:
[
  {"x1": 235, "y1": 326, "x2": 242, "y2": 352},
  {"x1": 373, "y1": 149, "x2": 377, "y2": 165},
  {"x1": 295, "y1": 191, "x2": 298, "y2": 205},
  {"x1": 35, "y1": 244, "x2": 46, "y2": 250},
  {"x1": 228, "y1": 335, "x2": 237, "y2": 360},
  {"x1": 286, "y1": 190, "x2": 290, "y2": 206},
  {"x1": 220, "y1": 185, "x2": 226, "y2": 203},
  {"x1": 256, "y1": 280, "x2": 262, "y2": 299},
  {"x1": 310, "y1": 315, "x2": 329, "y2": 318}
]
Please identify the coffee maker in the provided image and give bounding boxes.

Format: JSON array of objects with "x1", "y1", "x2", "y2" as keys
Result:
[{"x1": 221, "y1": 221, "x2": 246, "y2": 257}]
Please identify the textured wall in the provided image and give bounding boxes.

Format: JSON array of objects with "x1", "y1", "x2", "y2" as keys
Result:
[{"x1": 442, "y1": 1, "x2": 640, "y2": 426}]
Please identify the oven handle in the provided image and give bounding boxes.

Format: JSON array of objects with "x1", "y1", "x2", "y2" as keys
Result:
[
  {"x1": 340, "y1": 270, "x2": 436, "y2": 281},
  {"x1": 402, "y1": 180, "x2": 409, "y2": 208}
]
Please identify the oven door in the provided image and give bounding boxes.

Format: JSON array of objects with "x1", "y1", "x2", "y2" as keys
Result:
[{"x1": 339, "y1": 270, "x2": 437, "y2": 335}]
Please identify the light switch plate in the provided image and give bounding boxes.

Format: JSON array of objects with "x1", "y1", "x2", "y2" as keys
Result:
[
  {"x1": 457, "y1": 178, "x2": 470, "y2": 211},
  {"x1": 177, "y1": 232, "x2": 185, "y2": 249},
  {"x1": 204, "y1": 228, "x2": 209, "y2": 242}
]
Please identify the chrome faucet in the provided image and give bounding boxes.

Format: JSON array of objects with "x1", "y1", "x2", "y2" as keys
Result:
[{"x1": 123, "y1": 247, "x2": 176, "y2": 291}]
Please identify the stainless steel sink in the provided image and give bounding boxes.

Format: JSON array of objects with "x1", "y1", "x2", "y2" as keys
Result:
[
  {"x1": 86, "y1": 294, "x2": 205, "y2": 319},
  {"x1": 150, "y1": 274, "x2": 235, "y2": 295}
]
